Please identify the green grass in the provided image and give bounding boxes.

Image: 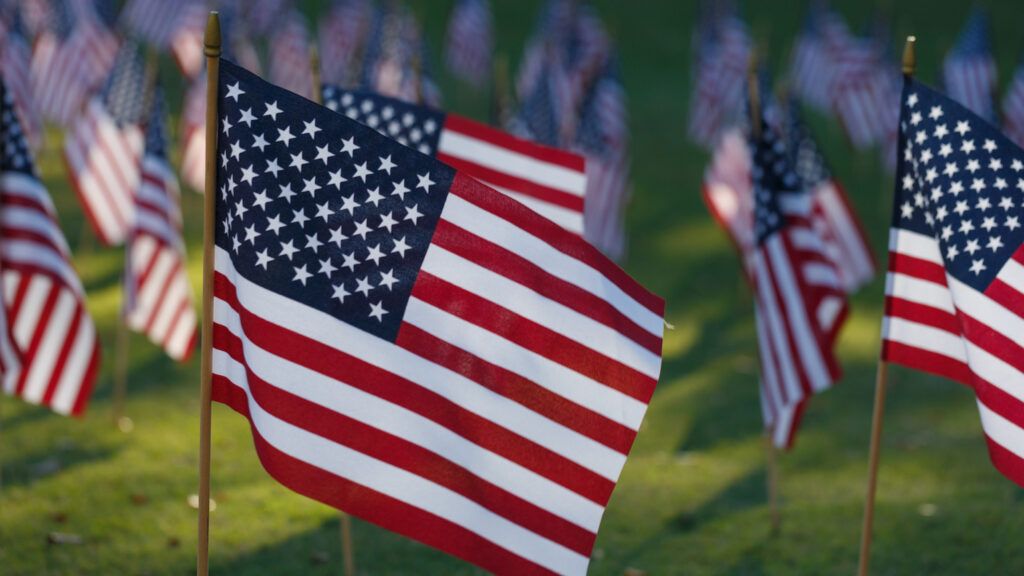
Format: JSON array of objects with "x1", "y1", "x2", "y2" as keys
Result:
[{"x1": 4, "y1": 1, "x2": 1024, "y2": 574}]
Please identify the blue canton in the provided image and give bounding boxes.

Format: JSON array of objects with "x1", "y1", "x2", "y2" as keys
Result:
[
  {"x1": 321, "y1": 85, "x2": 444, "y2": 156},
  {"x1": 216, "y1": 60, "x2": 454, "y2": 342},
  {"x1": 894, "y1": 78, "x2": 1024, "y2": 291},
  {"x1": 0, "y1": 82, "x2": 34, "y2": 176},
  {"x1": 103, "y1": 40, "x2": 148, "y2": 126},
  {"x1": 751, "y1": 119, "x2": 801, "y2": 245}
]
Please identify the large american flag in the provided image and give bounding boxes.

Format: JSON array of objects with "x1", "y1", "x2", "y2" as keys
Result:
[
  {"x1": 322, "y1": 84, "x2": 588, "y2": 236},
  {"x1": 213, "y1": 59, "x2": 663, "y2": 575},
  {"x1": 1002, "y1": 55, "x2": 1024, "y2": 149},
  {"x1": 943, "y1": 9, "x2": 997, "y2": 122},
  {"x1": 443, "y1": 0, "x2": 493, "y2": 88},
  {"x1": 125, "y1": 88, "x2": 196, "y2": 361},
  {"x1": 29, "y1": 0, "x2": 118, "y2": 126},
  {"x1": 268, "y1": 10, "x2": 313, "y2": 100},
  {"x1": 882, "y1": 79, "x2": 1024, "y2": 485},
  {"x1": 63, "y1": 40, "x2": 148, "y2": 246},
  {"x1": 749, "y1": 113, "x2": 844, "y2": 449},
  {"x1": 0, "y1": 79, "x2": 100, "y2": 415}
]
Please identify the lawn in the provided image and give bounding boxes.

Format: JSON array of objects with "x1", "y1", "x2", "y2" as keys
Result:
[{"x1": 3, "y1": 1, "x2": 1024, "y2": 574}]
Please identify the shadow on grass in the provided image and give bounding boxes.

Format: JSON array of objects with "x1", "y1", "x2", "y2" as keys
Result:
[{"x1": 0, "y1": 443, "x2": 118, "y2": 489}]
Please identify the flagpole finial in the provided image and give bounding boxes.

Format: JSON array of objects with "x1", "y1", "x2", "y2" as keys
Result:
[
  {"x1": 205, "y1": 11, "x2": 221, "y2": 58},
  {"x1": 902, "y1": 35, "x2": 916, "y2": 76}
]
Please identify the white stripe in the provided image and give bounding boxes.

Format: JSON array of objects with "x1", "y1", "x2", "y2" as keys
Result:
[
  {"x1": 803, "y1": 261, "x2": 841, "y2": 289},
  {"x1": 977, "y1": 399, "x2": 1024, "y2": 463},
  {"x1": 1001, "y1": 259, "x2": 1024, "y2": 295},
  {"x1": 752, "y1": 251, "x2": 802, "y2": 404},
  {"x1": 441, "y1": 194, "x2": 663, "y2": 336},
  {"x1": 814, "y1": 183, "x2": 874, "y2": 282},
  {"x1": 164, "y1": 307, "x2": 196, "y2": 359},
  {"x1": 48, "y1": 308, "x2": 95, "y2": 415},
  {"x1": 130, "y1": 250, "x2": 176, "y2": 329},
  {"x1": 881, "y1": 316, "x2": 968, "y2": 363},
  {"x1": 21, "y1": 289, "x2": 75, "y2": 404},
  {"x1": 13, "y1": 275, "x2": 51, "y2": 346},
  {"x1": 439, "y1": 129, "x2": 587, "y2": 196},
  {"x1": 149, "y1": 269, "x2": 190, "y2": 343},
  {"x1": 0, "y1": 207, "x2": 68, "y2": 256},
  {"x1": 0, "y1": 172, "x2": 57, "y2": 214},
  {"x1": 214, "y1": 248, "x2": 628, "y2": 482},
  {"x1": 212, "y1": 350, "x2": 591, "y2": 575},
  {"x1": 491, "y1": 185, "x2": 584, "y2": 234},
  {"x1": 885, "y1": 272, "x2": 956, "y2": 314},
  {"x1": 421, "y1": 245, "x2": 660, "y2": 379},
  {"x1": 214, "y1": 302, "x2": 604, "y2": 532},
  {"x1": 890, "y1": 228, "x2": 943, "y2": 265}
]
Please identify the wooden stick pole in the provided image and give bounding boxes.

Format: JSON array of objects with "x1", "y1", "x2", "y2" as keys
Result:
[
  {"x1": 112, "y1": 314, "x2": 129, "y2": 426},
  {"x1": 310, "y1": 46, "x2": 322, "y2": 103},
  {"x1": 197, "y1": 12, "x2": 221, "y2": 576},
  {"x1": 857, "y1": 34, "x2": 914, "y2": 576}
]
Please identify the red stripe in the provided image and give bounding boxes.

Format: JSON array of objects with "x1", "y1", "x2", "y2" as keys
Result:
[
  {"x1": 1, "y1": 230, "x2": 67, "y2": 263},
  {"x1": 61, "y1": 145, "x2": 115, "y2": 246},
  {"x1": 888, "y1": 251, "x2": 947, "y2": 284},
  {"x1": 431, "y1": 220, "x2": 661, "y2": 355},
  {"x1": 762, "y1": 238, "x2": 817, "y2": 397},
  {"x1": 988, "y1": 278, "x2": 1024, "y2": 315},
  {"x1": 396, "y1": 323, "x2": 636, "y2": 454},
  {"x1": 212, "y1": 376, "x2": 560, "y2": 576},
  {"x1": 438, "y1": 152, "x2": 584, "y2": 212},
  {"x1": 883, "y1": 297, "x2": 962, "y2": 334},
  {"x1": 984, "y1": 434, "x2": 1024, "y2": 489},
  {"x1": 214, "y1": 324, "x2": 596, "y2": 556},
  {"x1": 444, "y1": 114, "x2": 586, "y2": 170},
  {"x1": 449, "y1": 172, "x2": 664, "y2": 316},
  {"x1": 959, "y1": 312, "x2": 1024, "y2": 377},
  {"x1": 7, "y1": 273, "x2": 30, "y2": 327},
  {"x1": 0, "y1": 192, "x2": 57, "y2": 219},
  {"x1": 411, "y1": 272, "x2": 657, "y2": 403},
  {"x1": 880, "y1": 341, "x2": 972, "y2": 386},
  {"x1": 143, "y1": 259, "x2": 182, "y2": 334},
  {"x1": 68, "y1": 333, "x2": 100, "y2": 417},
  {"x1": 214, "y1": 273, "x2": 616, "y2": 505}
]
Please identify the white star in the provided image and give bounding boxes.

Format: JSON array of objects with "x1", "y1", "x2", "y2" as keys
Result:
[
  {"x1": 253, "y1": 190, "x2": 271, "y2": 211},
  {"x1": 328, "y1": 169, "x2": 347, "y2": 189},
  {"x1": 921, "y1": 149, "x2": 933, "y2": 164},
  {"x1": 987, "y1": 236, "x2": 1004, "y2": 252},
  {"x1": 913, "y1": 192, "x2": 926, "y2": 207},
  {"x1": 252, "y1": 132, "x2": 268, "y2": 151},
  {"x1": 929, "y1": 106, "x2": 943, "y2": 120},
  {"x1": 368, "y1": 301, "x2": 387, "y2": 322},
  {"x1": 355, "y1": 277, "x2": 373, "y2": 297},
  {"x1": 266, "y1": 215, "x2": 285, "y2": 235},
  {"x1": 969, "y1": 259, "x2": 986, "y2": 275},
  {"x1": 936, "y1": 206, "x2": 949, "y2": 221},
  {"x1": 302, "y1": 177, "x2": 321, "y2": 197},
  {"x1": 221, "y1": 151, "x2": 229, "y2": 168},
  {"x1": 966, "y1": 159, "x2": 980, "y2": 173},
  {"x1": 240, "y1": 165, "x2": 257, "y2": 186},
  {"x1": 232, "y1": 234, "x2": 241, "y2": 253},
  {"x1": 981, "y1": 216, "x2": 997, "y2": 231},
  {"x1": 329, "y1": 226, "x2": 347, "y2": 247},
  {"x1": 405, "y1": 204, "x2": 423, "y2": 225},
  {"x1": 983, "y1": 139, "x2": 997, "y2": 153},
  {"x1": 340, "y1": 194, "x2": 359, "y2": 215},
  {"x1": 340, "y1": 137, "x2": 359, "y2": 157},
  {"x1": 289, "y1": 151, "x2": 308, "y2": 171},
  {"x1": 316, "y1": 201, "x2": 333, "y2": 222},
  {"x1": 959, "y1": 219, "x2": 975, "y2": 235},
  {"x1": 911, "y1": 111, "x2": 923, "y2": 126},
  {"x1": 1014, "y1": 159, "x2": 1024, "y2": 172},
  {"x1": 227, "y1": 176, "x2": 237, "y2": 194},
  {"x1": 416, "y1": 173, "x2": 435, "y2": 193},
  {"x1": 315, "y1": 144, "x2": 334, "y2": 165},
  {"x1": 902, "y1": 175, "x2": 914, "y2": 190},
  {"x1": 293, "y1": 265, "x2": 312, "y2": 285},
  {"x1": 1000, "y1": 197, "x2": 1015, "y2": 210},
  {"x1": 954, "y1": 200, "x2": 969, "y2": 215},
  {"x1": 223, "y1": 116, "x2": 233, "y2": 135},
  {"x1": 302, "y1": 119, "x2": 321, "y2": 139},
  {"x1": 392, "y1": 237, "x2": 411, "y2": 258},
  {"x1": 235, "y1": 199, "x2": 248, "y2": 219},
  {"x1": 318, "y1": 257, "x2": 337, "y2": 277},
  {"x1": 378, "y1": 269, "x2": 398, "y2": 291},
  {"x1": 943, "y1": 162, "x2": 958, "y2": 177},
  {"x1": 977, "y1": 197, "x2": 992, "y2": 211},
  {"x1": 276, "y1": 126, "x2": 295, "y2": 147},
  {"x1": 961, "y1": 140, "x2": 976, "y2": 154},
  {"x1": 332, "y1": 283, "x2": 351, "y2": 304},
  {"x1": 366, "y1": 244, "x2": 385, "y2": 265},
  {"x1": 353, "y1": 162, "x2": 372, "y2": 182},
  {"x1": 341, "y1": 253, "x2": 360, "y2": 271},
  {"x1": 990, "y1": 158, "x2": 1003, "y2": 171},
  {"x1": 386, "y1": 179, "x2": 409, "y2": 200},
  {"x1": 907, "y1": 93, "x2": 919, "y2": 107},
  {"x1": 279, "y1": 182, "x2": 297, "y2": 203},
  {"x1": 950, "y1": 181, "x2": 965, "y2": 195},
  {"x1": 226, "y1": 82, "x2": 244, "y2": 101},
  {"x1": 941, "y1": 225, "x2": 954, "y2": 240},
  {"x1": 939, "y1": 143, "x2": 953, "y2": 158},
  {"x1": 230, "y1": 141, "x2": 243, "y2": 160},
  {"x1": 954, "y1": 120, "x2": 970, "y2": 136},
  {"x1": 995, "y1": 177, "x2": 1008, "y2": 190},
  {"x1": 946, "y1": 244, "x2": 960, "y2": 260},
  {"x1": 353, "y1": 220, "x2": 372, "y2": 240},
  {"x1": 1007, "y1": 216, "x2": 1021, "y2": 231},
  {"x1": 292, "y1": 207, "x2": 310, "y2": 227},
  {"x1": 265, "y1": 158, "x2": 282, "y2": 178},
  {"x1": 378, "y1": 212, "x2": 398, "y2": 232},
  {"x1": 305, "y1": 232, "x2": 323, "y2": 252},
  {"x1": 279, "y1": 240, "x2": 299, "y2": 260},
  {"x1": 264, "y1": 101, "x2": 282, "y2": 121},
  {"x1": 366, "y1": 187, "x2": 385, "y2": 206},
  {"x1": 239, "y1": 108, "x2": 256, "y2": 126},
  {"x1": 379, "y1": 155, "x2": 396, "y2": 174},
  {"x1": 255, "y1": 248, "x2": 273, "y2": 270},
  {"x1": 934, "y1": 124, "x2": 948, "y2": 139},
  {"x1": 964, "y1": 238, "x2": 980, "y2": 254}
]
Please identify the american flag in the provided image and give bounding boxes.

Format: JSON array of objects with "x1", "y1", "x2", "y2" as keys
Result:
[
  {"x1": 0, "y1": 79, "x2": 100, "y2": 416},
  {"x1": 30, "y1": 0, "x2": 119, "y2": 126},
  {"x1": 748, "y1": 107, "x2": 845, "y2": 449},
  {"x1": 169, "y1": 0, "x2": 208, "y2": 79},
  {"x1": 1, "y1": 18, "x2": 42, "y2": 150},
  {"x1": 829, "y1": 33, "x2": 898, "y2": 150},
  {"x1": 788, "y1": 3, "x2": 834, "y2": 114},
  {"x1": 120, "y1": 0, "x2": 180, "y2": 46},
  {"x1": 63, "y1": 40, "x2": 148, "y2": 246},
  {"x1": 360, "y1": 4, "x2": 442, "y2": 106},
  {"x1": 213, "y1": 59, "x2": 663, "y2": 575},
  {"x1": 125, "y1": 87, "x2": 196, "y2": 361},
  {"x1": 268, "y1": 10, "x2": 313, "y2": 100},
  {"x1": 443, "y1": 0, "x2": 493, "y2": 88},
  {"x1": 883, "y1": 79, "x2": 1024, "y2": 485},
  {"x1": 686, "y1": 14, "x2": 751, "y2": 148},
  {"x1": 317, "y1": 0, "x2": 374, "y2": 86},
  {"x1": 323, "y1": 84, "x2": 588, "y2": 236},
  {"x1": 1002, "y1": 53, "x2": 1024, "y2": 148},
  {"x1": 943, "y1": 8, "x2": 997, "y2": 122},
  {"x1": 785, "y1": 99, "x2": 877, "y2": 292}
]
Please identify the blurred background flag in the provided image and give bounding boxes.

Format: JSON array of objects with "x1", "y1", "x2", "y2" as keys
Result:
[
  {"x1": 360, "y1": 2, "x2": 442, "y2": 106},
  {"x1": 686, "y1": 5, "x2": 751, "y2": 148},
  {"x1": 268, "y1": 10, "x2": 314, "y2": 100},
  {"x1": 444, "y1": 0, "x2": 493, "y2": 88},
  {"x1": 323, "y1": 84, "x2": 588, "y2": 236},
  {"x1": 124, "y1": 86, "x2": 196, "y2": 361},
  {"x1": 788, "y1": 2, "x2": 834, "y2": 115},
  {"x1": 317, "y1": 0, "x2": 375, "y2": 87},
  {"x1": 1002, "y1": 51, "x2": 1024, "y2": 148},
  {"x1": 211, "y1": 59, "x2": 664, "y2": 575},
  {"x1": 943, "y1": 7, "x2": 997, "y2": 122},
  {"x1": 169, "y1": 0, "x2": 209, "y2": 79},
  {"x1": 883, "y1": 78, "x2": 1024, "y2": 485},
  {"x1": 0, "y1": 79, "x2": 100, "y2": 416},
  {"x1": 1, "y1": 15, "x2": 43, "y2": 151},
  {"x1": 120, "y1": 0, "x2": 180, "y2": 47},
  {"x1": 63, "y1": 40, "x2": 148, "y2": 246}
]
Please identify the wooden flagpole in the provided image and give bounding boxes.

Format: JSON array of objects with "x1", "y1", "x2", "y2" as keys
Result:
[
  {"x1": 857, "y1": 34, "x2": 915, "y2": 576},
  {"x1": 747, "y1": 52, "x2": 781, "y2": 536},
  {"x1": 308, "y1": 47, "x2": 357, "y2": 576},
  {"x1": 197, "y1": 12, "x2": 221, "y2": 576},
  {"x1": 489, "y1": 54, "x2": 510, "y2": 128}
]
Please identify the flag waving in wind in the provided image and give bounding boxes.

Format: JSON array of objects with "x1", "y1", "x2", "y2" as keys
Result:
[{"x1": 211, "y1": 59, "x2": 664, "y2": 575}]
